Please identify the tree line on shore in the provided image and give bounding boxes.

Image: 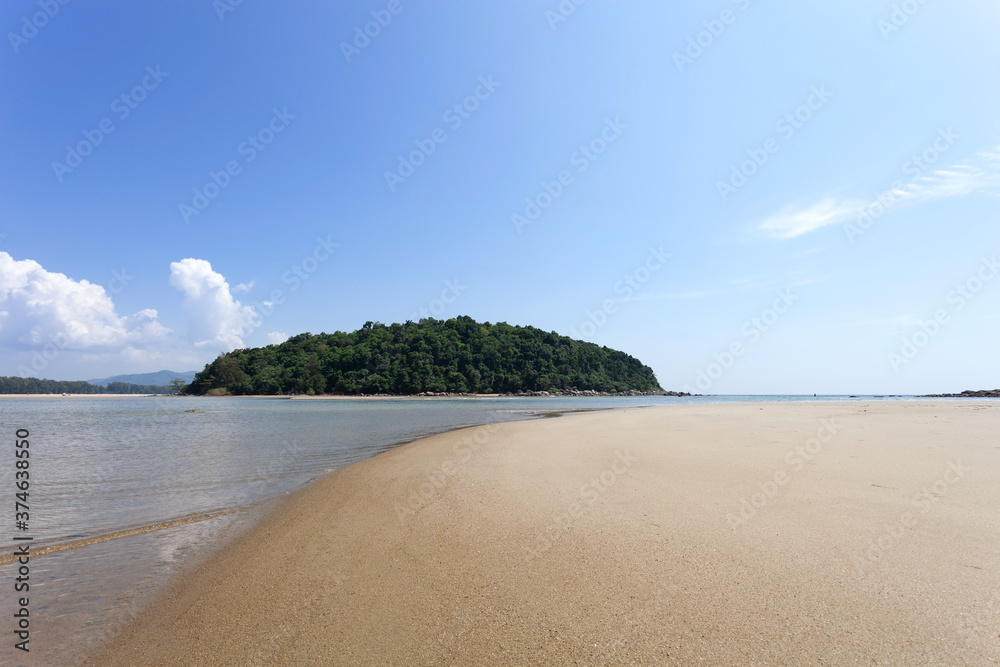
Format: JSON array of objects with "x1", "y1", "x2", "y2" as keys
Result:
[
  {"x1": 0, "y1": 377, "x2": 173, "y2": 394},
  {"x1": 186, "y1": 317, "x2": 664, "y2": 396}
]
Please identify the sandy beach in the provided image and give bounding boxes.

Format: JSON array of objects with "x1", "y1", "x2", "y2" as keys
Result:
[{"x1": 86, "y1": 401, "x2": 1000, "y2": 665}]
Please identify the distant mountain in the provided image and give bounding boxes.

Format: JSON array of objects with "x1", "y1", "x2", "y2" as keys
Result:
[{"x1": 88, "y1": 370, "x2": 198, "y2": 387}]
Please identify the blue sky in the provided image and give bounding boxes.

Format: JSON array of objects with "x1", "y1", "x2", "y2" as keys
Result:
[{"x1": 1, "y1": 0, "x2": 998, "y2": 393}]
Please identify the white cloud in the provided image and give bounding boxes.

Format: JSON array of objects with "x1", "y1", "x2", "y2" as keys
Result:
[
  {"x1": 0, "y1": 252, "x2": 169, "y2": 351},
  {"x1": 758, "y1": 197, "x2": 863, "y2": 240},
  {"x1": 233, "y1": 281, "x2": 254, "y2": 294},
  {"x1": 0, "y1": 254, "x2": 268, "y2": 378},
  {"x1": 758, "y1": 144, "x2": 1000, "y2": 240},
  {"x1": 168, "y1": 258, "x2": 259, "y2": 351},
  {"x1": 267, "y1": 331, "x2": 289, "y2": 345}
]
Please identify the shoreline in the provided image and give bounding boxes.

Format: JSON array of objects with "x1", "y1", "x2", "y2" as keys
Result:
[
  {"x1": 85, "y1": 400, "x2": 1000, "y2": 664},
  {"x1": 0, "y1": 393, "x2": 164, "y2": 398},
  {"x1": 6, "y1": 398, "x2": 581, "y2": 665},
  {"x1": 5, "y1": 392, "x2": 998, "y2": 400}
]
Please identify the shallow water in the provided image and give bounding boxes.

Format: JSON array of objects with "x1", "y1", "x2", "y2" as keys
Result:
[{"x1": 0, "y1": 394, "x2": 927, "y2": 664}]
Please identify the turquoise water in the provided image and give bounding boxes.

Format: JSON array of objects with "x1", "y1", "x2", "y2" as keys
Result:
[{"x1": 0, "y1": 394, "x2": 927, "y2": 664}]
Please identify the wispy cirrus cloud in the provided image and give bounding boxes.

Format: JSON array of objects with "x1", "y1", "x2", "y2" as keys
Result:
[
  {"x1": 758, "y1": 144, "x2": 1000, "y2": 240},
  {"x1": 759, "y1": 197, "x2": 863, "y2": 240}
]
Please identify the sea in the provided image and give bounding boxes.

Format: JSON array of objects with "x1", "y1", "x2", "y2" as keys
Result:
[{"x1": 0, "y1": 394, "x2": 922, "y2": 665}]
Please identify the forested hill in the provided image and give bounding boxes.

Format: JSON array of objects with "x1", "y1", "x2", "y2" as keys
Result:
[{"x1": 187, "y1": 317, "x2": 665, "y2": 396}]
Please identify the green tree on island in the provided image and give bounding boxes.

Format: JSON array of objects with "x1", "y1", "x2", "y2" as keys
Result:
[{"x1": 185, "y1": 316, "x2": 665, "y2": 396}]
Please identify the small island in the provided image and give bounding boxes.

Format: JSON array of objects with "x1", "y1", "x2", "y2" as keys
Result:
[{"x1": 184, "y1": 316, "x2": 687, "y2": 397}]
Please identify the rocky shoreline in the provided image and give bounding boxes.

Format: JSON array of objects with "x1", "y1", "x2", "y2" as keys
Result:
[
  {"x1": 920, "y1": 389, "x2": 1000, "y2": 398},
  {"x1": 171, "y1": 390, "x2": 697, "y2": 399},
  {"x1": 417, "y1": 389, "x2": 694, "y2": 398}
]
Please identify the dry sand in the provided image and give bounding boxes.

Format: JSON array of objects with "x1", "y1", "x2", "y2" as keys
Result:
[{"x1": 87, "y1": 402, "x2": 1000, "y2": 665}]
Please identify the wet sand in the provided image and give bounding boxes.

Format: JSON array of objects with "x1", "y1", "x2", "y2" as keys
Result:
[{"x1": 87, "y1": 402, "x2": 1000, "y2": 665}]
